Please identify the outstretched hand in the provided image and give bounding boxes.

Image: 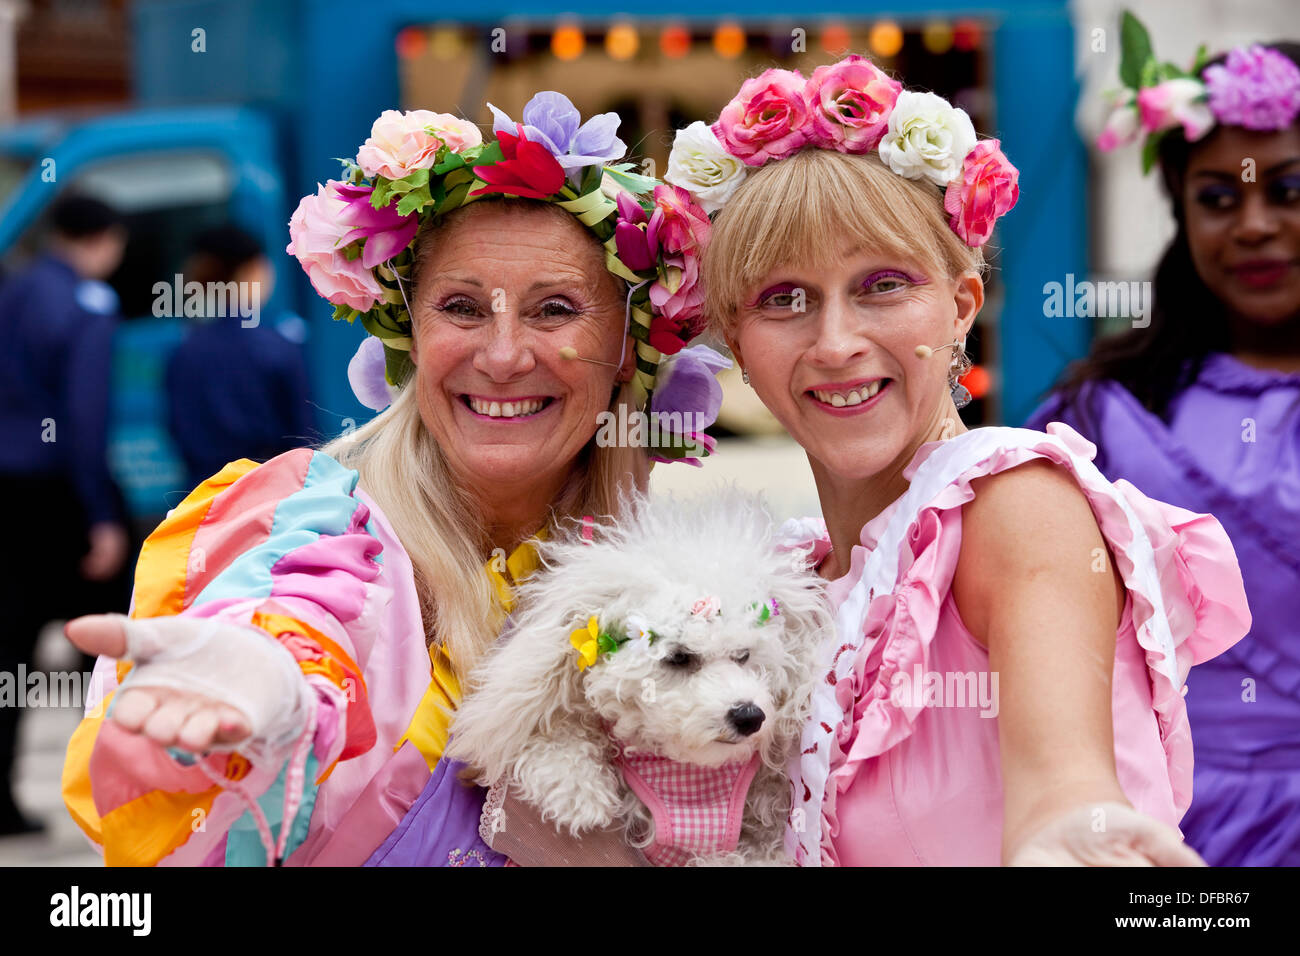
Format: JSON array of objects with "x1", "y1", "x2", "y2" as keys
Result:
[
  {"x1": 66, "y1": 613, "x2": 256, "y2": 752},
  {"x1": 1006, "y1": 801, "x2": 1206, "y2": 867}
]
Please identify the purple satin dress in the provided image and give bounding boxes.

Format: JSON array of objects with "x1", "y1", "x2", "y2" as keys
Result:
[{"x1": 1027, "y1": 352, "x2": 1300, "y2": 866}]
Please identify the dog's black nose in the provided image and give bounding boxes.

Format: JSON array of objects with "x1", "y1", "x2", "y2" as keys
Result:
[{"x1": 727, "y1": 703, "x2": 766, "y2": 736}]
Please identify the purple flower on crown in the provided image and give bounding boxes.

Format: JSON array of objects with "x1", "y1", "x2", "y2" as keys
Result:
[
  {"x1": 648, "y1": 344, "x2": 731, "y2": 467},
  {"x1": 1203, "y1": 45, "x2": 1300, "y2": 131},
  {"x1": 487, "y1": 91, "x2": 626, "y2": 184},
  {"x1": 348, "y1": 335, "x2": 399, "y2": 411}
]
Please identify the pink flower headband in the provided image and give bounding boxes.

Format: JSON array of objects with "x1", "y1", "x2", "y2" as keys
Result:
[
  {"x1": 1098, "y1": 10, "x2": 1300, "y2": 171},
  {"x1": 663, "y1": 54, "x2": 1020, "y2": 247}
]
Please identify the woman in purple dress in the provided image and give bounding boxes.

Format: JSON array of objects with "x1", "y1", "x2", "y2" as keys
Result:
[{"x1": 1027, "y1": 19, "x2": 1300, "y2": 866}]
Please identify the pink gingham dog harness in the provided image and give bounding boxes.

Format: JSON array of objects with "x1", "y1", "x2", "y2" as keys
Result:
[{"x1": 617, "y1": 747, "x2": 761, "y2": 866}]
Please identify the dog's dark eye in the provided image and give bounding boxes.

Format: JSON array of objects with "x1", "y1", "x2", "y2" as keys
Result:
[
  {"x1": 732, "y1": 651, "x2": 750, "y2": 665},
  {"x1": 664, "y1": 648, "x2": 696, "y2": 669}
]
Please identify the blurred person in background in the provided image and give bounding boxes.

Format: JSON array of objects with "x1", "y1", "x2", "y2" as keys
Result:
[
  {"x1": 0, "y1": 193, "x2": 130, "y2": 835},
  {"x1": 1029, "y1": 17, "x2": 1300, "y2": 866},
  {"x1": 164, "y1": 224, "x2": 314, "y2": 493}
]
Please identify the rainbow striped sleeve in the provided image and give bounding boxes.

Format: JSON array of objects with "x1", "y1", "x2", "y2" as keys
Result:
[{"x1": 62, "y1": 448, "x2": 388, "y2": 866}]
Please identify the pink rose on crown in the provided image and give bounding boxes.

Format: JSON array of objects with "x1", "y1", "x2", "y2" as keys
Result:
[
  {"x1": 649, "y1": 252, "x2": 705, "y2": 331},
  {"x1": 286, "y1": 181, "x2": 384, "y2": 312},
  {"x1": 652, "y1": 183, "x2": 711, "y2": 256},
  {"x1": 356, "y1": 109, "x2": 483, "y2": 180},
  {"x1": 943, "y1": 139, "x2": 1020, "y2": 247},
  {"x1": 713, "y1": 68, "x2": 811, "y2": 166},
  {"x1": 804, "y1": 55, "x2": 902, "y2": 154}
]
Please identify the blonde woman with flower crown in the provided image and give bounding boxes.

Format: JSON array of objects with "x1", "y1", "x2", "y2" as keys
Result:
[
  {"x1": 668, "y1": 55, "x2": 1253, "y2": 866},
  {"x1": 59, "y1": 93, "x2": 720, "y2": 867}
]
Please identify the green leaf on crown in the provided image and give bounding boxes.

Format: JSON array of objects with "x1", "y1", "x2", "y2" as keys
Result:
[
  {"x1": 360, "y1": 305, "x2": 410, "y2": 339},
  {"x1": 433, "y1": 152, "x2": 467, "y2": 175},
  {"x1": 1141, "y1": 129, "x2": 1167, "y2": 174},
  {"x1": 604, "y1": 165, "x2": 661, "y2": 195},
  {"x1": 1191, "y1": 43, "x2": 1211, "y2": 74},
  {"x1": 382, "y1": 342, "x2": 413, "y2": 388},
  {"x1": 396, "y1": 183, "x2": 434, "y2": 217},
  {"x1": 437, "y1": 178, "x2": 473, "y2": 215},
  {"x1": 387, "y1": 168, "x2": 431, "y2": 196},
  {"x1": 464, "y1": 141, "x2": 504, "y2": 170},
  {"x1": 331, "y1": 303, "x2": 358, "y2": 324},
  {"x1": 579, "y1": 163, "x2": 603, "y2": 195},
  {"x1": 1119, "y1": 10, "x2": 1154, "y2": 89}
]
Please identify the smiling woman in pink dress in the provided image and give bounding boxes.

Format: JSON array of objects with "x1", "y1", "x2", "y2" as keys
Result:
[{"x1": 669, "y1": 56, "x2": 1254, "y2": 865}]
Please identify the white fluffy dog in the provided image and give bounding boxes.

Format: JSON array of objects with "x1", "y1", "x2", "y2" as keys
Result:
[{"x1": 446, "y1": 489, "x2": 830, "y2": 865}]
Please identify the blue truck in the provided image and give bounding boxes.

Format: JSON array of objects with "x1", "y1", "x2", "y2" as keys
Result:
[{"x1": 0, "y1": 0, "x2": 1089, "y2": 522}]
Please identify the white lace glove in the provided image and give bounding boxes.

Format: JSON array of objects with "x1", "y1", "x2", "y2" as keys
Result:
[{"x1": 109, "y1": 613, "x2": 315, "y2": 757}]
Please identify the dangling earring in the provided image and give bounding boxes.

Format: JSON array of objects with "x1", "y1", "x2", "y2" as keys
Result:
[
  {"x1": 741, "y1": 368, "x2": 751, "y2": 385},
  {"x1": 948, "y1": 343, "x2": 973, "y2": 409}
]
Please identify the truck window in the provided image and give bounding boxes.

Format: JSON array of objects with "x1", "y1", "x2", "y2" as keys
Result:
[{"x1": 70, "y1": 150, "x2": 235, "y2": 318}]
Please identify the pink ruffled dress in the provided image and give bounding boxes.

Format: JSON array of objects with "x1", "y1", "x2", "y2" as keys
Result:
[{"x1": 778, "y1": 423, "x2": 1252, "y2": 866}]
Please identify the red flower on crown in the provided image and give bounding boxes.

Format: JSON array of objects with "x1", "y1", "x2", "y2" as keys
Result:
[{"x1": 471, "y1": 124, "x2": 566, "y2": 200}]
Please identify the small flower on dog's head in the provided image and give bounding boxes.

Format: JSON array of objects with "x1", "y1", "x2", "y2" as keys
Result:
[
  {"x1": 570, "y1": 615, "x2": 601, "y2": 671},
  {"x1": 748, "y1": 599, "x2": 781, "y2": 626},
  {"x1": 624, "y1": 613, "x2": 660, "y2": 656},
  {"x1": 572, "y1": 614, "x2": 638, "y2": 669},
  {"x1": 690, "y1": 595, "x2": 721, "y2": 619}
]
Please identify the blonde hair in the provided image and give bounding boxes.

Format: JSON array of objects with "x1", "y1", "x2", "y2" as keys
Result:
[
  {"x1": 703, "y1": 148, "x2": 985, "y2": 336},
  {"x1": 320, "y1": 201, "x2": 648, "y2": 679}
]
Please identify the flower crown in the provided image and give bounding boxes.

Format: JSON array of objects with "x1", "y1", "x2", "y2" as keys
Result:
[
  {"x1": 569, "y1": 596, "x2": 781, "y2": 671},
  {"x1": 662, "y1": 54, "x2": 1020, "y2": 248},
  {"x1": 286, "y1": 92, "x2": 724, "y2": 464},
  {"x1": 1098, "y1": 10, "x2": 1300, "y2": 171}
]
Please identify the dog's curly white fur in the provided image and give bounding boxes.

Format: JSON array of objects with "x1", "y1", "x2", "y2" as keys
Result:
[{"x1": 446, "y1": 488, "x2": 831, "y2": 865}]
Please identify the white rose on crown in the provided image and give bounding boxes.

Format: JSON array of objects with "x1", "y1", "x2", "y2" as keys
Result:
[
  {"x1": 877, "y1": 91, "x2": 977, "y2": 187},
  {"x1": 665, "y1": 121, "x2": 750, "y2": 214}
]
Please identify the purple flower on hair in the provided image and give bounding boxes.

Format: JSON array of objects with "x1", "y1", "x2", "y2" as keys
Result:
[
  {"x1": 348, "y1": 335, "x2": 398, "y2": 411},
  {"x1": 487, "y1": 92, "x2": 626, "y2": 183},
  {"x1": 1203, "y1": 45, "x2": 1300, "y2": 131},
  {"x1": 334, "y1": 183, "x2": 420, "y2": 268},
  {"x1": 648, "y1": 345, "x2": 731, "y2": 466}
]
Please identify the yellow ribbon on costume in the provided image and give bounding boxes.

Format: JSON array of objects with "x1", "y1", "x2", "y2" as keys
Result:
[
  {"x1": 396, "y1": 530, "x2": 549, "y2": 770},
  {"x1": 483, "y1": 529, "x2": 546, "y2": 615},
  {"x1": 569, "y1": 615, "x2": 601, "y2": 671}
]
